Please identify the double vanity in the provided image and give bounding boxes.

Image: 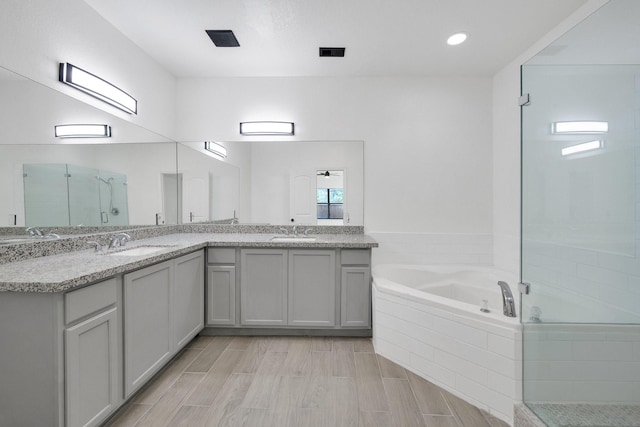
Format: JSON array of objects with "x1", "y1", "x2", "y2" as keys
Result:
[{"x1": 0, "y1": 225, "x2": 377, "y2": 427}]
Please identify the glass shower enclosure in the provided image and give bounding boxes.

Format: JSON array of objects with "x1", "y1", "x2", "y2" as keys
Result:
[{"x1": 521, "y1": 2, "x2": 640, "y2": 424}]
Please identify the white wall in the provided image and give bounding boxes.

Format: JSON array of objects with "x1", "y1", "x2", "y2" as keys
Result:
[
  {"x1": 0, "y1": 0, "x2": 177, "y2": 140},
  {"x1": 177, "y1": 76, "x2": 494, "y2": 263}
]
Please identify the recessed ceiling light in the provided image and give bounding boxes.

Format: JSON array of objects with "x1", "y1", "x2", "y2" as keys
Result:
[{"x1": 447, "y1": 32, "x2": 468, "y2": 46}]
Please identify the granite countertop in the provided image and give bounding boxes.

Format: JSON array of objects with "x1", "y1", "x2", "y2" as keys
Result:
[{"x1": 0, "y1": 233, "x2": 377, "y2": 293}]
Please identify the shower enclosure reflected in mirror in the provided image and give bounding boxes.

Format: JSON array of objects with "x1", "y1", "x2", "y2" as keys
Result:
[{"x1": 23, "y1": 163, "x2": 129, "y2": 226}]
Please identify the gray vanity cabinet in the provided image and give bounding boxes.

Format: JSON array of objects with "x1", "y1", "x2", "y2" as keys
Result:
[
  {"x1": 340, "y1": 250, "x2": 372, "y2": 328},
  {"x1": 207, "y1": 248, "x2": 237, "y2": 326},
  {"x1": 240, "y1": 248, "x2": 288, "y2": 325},
  {"x1": 174, "y1": 251, "x2": 205, "y2": 348},
  {"x1": 124, "y1": 260, "x2": 173, "y2": 397},
  {"x1": 288, "y1": 250, "x2": 336, "y2": 327},
  {"x1": 123, "y1": 250, "x2": 205, "y2": 397},
  {"x1": 64, "y1": 278, "x2": 120, "y2": 427}
]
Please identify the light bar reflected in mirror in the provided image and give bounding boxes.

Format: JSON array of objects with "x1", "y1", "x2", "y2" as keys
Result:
[
  {"x1": 561, "y1": 140, "x2": 603, "y2": 156},
  {"x1": 204, "y1": 141, "x2": 227, "y2": 158},
  {"x1": 54, "y1": 124, "x2": 112, "y2": 138},
  {"x1": 552, "y1": 121, "x2": 608, "y2": 134}
]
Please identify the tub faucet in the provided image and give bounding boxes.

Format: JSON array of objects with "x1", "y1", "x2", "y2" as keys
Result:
[{"x1": 497, "y1": 281, "x2": 517, "y2": 318}]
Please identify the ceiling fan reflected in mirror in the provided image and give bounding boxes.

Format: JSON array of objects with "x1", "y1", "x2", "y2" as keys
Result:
[{"x1": 317, "y1": 170, "x2": 343, "y2": 177}]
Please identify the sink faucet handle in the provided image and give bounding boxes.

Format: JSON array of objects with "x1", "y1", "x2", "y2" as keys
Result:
[{"x1": 87, "y1": 241, "x2": 104, "y2": 253}]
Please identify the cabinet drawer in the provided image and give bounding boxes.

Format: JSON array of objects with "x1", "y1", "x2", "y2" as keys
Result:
[
  {"x1": 207, "y1": 248, "x2": 236, "y2": 264},
  {"x1": 65, "y1": 278, "x2": 117, "y2": 325},
  {"x1": 341, "y1": 249, "x2": 370, "y2": 265}
]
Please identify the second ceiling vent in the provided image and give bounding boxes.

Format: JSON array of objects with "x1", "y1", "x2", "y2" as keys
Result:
[{"x1": 319, "y1": 47, "x2": 345, "y2": 57}]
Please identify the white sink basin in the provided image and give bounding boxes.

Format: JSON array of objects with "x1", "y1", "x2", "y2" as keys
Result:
[
  {"x1": 108, "y1": 245, "x2": 175, "y2": 256},
  {"x1": 270, "y1": 236, "x2": 317, "y2": 243}
]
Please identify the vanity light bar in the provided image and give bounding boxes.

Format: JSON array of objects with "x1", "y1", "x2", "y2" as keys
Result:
[
  {"x1": 240, "y1": 121, "x2": 294, "y2": 136},
  {"x1": 552, "y1": 121, "x2": 608, "y2": 134},
  {"x1": 561, "y1": 140, "x2": 603, "y2": 156},
  {"x1": 59, "y1": 63, "x2": 137, "y2": 115},
  {"x1": 54, "y1": 124, "x2": 112, "y2": 138},
  {"x1": 204, "y1": 141, "x2": 227, "y2": 158}
]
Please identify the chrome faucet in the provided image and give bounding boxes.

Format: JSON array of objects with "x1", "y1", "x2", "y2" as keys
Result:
[
  {"x1": 108, "y1": 232, "x2": 131, "y2": 249},
  {"x1": 497, "y1": 281, "x2": 517, "y2": 318},
  {"x1": 26, "y1": 227, "x2": 44, "y2": 238}
]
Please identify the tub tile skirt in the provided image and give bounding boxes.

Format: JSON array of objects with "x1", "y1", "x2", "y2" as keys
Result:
[{"x1": 372, "y1": 279, "x2": 522, "y2": 426}]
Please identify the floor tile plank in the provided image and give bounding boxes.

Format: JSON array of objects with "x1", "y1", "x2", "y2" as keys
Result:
[
  {"x1": 135, "y1": 372, "x2": 205, "y2": 427},
  {"x1": 185, "y1": 349, "x2": 245, "y2": 407},
  {"x1": 354, "y1": 352, "x2": 389, "y2": 412},
  {"x1": 383, "y1": 378, "x2": 426, "y2": 427},
  {"x1": 186, "y1": 336, "x2": 233, "y2": 373},
  {"x1": 335, "y1": 377, "x2": 359, "y2": 427},
  {"x1": 106, "y1": 403, "x2": 151, "y2": 427},
  {"x1": 333, "y1": 341, "x2": 356, "y2": 378},
  {"x1": 423, "y1": 415, "x2": 461, "y2": 427},
  {"x1": 377, "y1": 355, "x2": 407, "y2": 379},
  {"x1": 358, "y1": 410, "x2": 393, "y2": 427},
  {"x1": 442, "y1": 391, "x2": 491, "y2": 427},
  {"x1": 407, "y1": 370, "x2": 452, "y2": 416},
  {"x1": 204, "y1": 373, "x2": 255, "y2": 426},
  {"x1": 134, "y1": 348, "x2": 202, "y2": 405},
  {"x1": 165, "y1": 405, "x2": 210, "y2": 427}
]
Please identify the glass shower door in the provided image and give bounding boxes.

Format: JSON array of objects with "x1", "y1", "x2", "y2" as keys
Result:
[{"x1": 521, "y1": 64, "x2": 640, "y2": 426}]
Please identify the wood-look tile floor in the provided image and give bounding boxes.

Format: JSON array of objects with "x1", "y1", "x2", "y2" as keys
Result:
[{"x1": 106, "y1": 336, "x2": 509, "y2": 427}]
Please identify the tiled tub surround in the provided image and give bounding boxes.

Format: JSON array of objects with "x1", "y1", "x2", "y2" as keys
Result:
[
  {"x1": 0, "y1": 228, "x2": 376, "y2": 292},
  {"x1": 372, "y1": 264, "x2": 522, "y2": 425}
]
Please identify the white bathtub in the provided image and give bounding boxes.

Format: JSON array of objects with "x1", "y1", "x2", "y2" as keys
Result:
[{"x1": 372, "y1": 264, "x2": 522, "y2": 425}]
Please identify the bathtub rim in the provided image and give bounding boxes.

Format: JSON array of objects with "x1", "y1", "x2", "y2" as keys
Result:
[{"x1": 372, "y1": 263, "x2": 522, "y2": 332}]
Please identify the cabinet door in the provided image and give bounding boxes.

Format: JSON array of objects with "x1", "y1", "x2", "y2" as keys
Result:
[
  {"x1": 288, "y1": 250, "x2": 336, "y2": 327},
  {"x1": 174, "y1": 251, "x2": 205, "y2": 349},
  {"x1": 207, "y1": 265, "x2": 236, "y2": 325},
  {"x1": 240, "y1": 249, "x2": 287, "y2": 325},
  {"x1": 124, "y1": 260, "x2": 173, "y2": 397},
  {"x1": 341, "y1": 267, "x2": 371, "y2": 327},
  {"x1": 65, "y1": 308, "x2": 119, "y2": 427}
]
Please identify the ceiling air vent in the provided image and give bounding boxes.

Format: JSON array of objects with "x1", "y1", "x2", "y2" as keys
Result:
[
  {"x1": 206, "y1": 30, "x2": 240, "y2": 47},
  {"x1": 319, "y1": 47, "x2": 345, "y2": 57}
]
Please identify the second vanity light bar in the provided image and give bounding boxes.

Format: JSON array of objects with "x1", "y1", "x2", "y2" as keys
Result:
[{"x1": 240, "y1": 121, "x2": 295, "y2": 136}]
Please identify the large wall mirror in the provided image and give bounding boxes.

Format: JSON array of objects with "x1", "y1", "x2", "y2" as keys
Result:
[
  {"x1": 0, "y1": 66, "x2": 178, "y2": 230},
  {"x1": 0, "y1": 65, "x2": 364, "y2": 232}
]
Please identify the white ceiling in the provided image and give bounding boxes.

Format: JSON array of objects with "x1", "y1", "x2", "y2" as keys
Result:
[{"x1": 83, "y1": 0, "x2": 587, "y2": 78}]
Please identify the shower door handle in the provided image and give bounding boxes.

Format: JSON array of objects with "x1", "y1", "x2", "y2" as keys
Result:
[
  {"x1": 518, "y1": 282, "x2": 530, "y2": 294},
  {"x1": 101, "y1": 211, "x2": 109, "y2": 224}
]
